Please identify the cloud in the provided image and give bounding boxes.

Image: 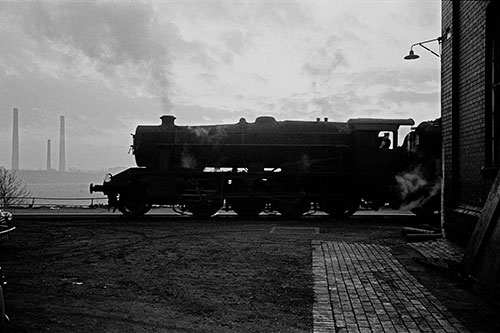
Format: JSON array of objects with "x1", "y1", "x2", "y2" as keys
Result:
[
  {"x1": 170, "y1": 0, "x2": 310, "y2": 28},
  {"x1": 302, "y1": 36, "x2": 350, "y2": 77},
  {"x1": 0, "y1": 0, "x2": 442, "y2": 170},
  {"x1": 364, "y1": 69, "x2": 440, "y2": 91},
  {"x1": 220, "y1": 29, "x2": 253, "y2": 55},
  {"x1": 379, "y1": 88, "x2": 440, "y2": 108},
  {"x1": 18, "y1": 1, "x2": 174, "y2": 111},
  {"x1": 172, "y1": 104, "x2": 239, "y2": 125}
]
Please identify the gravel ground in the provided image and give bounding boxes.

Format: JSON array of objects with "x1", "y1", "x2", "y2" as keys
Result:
[{"x1": 1, "y1": 211, "x2": 499, "y2": 332}]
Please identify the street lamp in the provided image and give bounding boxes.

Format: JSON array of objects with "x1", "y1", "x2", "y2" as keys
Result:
[{"x1": 404, "y1": 37, "x2": 442, "y2": 60}]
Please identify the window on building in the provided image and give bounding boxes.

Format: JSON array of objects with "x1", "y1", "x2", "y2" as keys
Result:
[{"x1": 487, "y1": 1, "x2": 500, "y2": 166}]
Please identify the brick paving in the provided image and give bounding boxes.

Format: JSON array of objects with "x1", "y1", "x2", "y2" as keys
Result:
[
  {"x1": 408, "y1": 239, "x2": 464, "y2": 268},
  {"x1": 312, "y1": 240, "x2": 469, "y2": 333}
]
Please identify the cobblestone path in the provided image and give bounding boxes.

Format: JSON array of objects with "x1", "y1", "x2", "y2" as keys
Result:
[{"x1": 312, "y1": 241, "x2": 469, "y2": 333}]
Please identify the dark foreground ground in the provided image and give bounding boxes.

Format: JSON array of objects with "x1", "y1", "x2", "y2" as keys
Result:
[{"x1": 1, "y1": 210, "x2": 499, "y2": 332}]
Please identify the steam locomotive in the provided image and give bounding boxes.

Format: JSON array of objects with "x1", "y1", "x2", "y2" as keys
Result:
[{"x1": 90, "y1": 115, "x2": 440, "y2": 218}]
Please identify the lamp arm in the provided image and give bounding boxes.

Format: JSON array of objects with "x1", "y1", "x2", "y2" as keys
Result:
[
  {"x1": 410, "y1": 37, "x2": 442, "y2": 48},
  {"x1": 410, "y1": 37, "x2": 442, "y2": 58},
  {"x1": 418, "y1": 43, "x2": 440, "y2": 57}
]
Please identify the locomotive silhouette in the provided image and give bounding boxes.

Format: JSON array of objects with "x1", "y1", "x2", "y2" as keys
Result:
[{"x1": 90, "y1": 115, "x2": 440, "y2": 218}]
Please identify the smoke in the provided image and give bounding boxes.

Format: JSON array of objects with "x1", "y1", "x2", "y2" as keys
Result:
[
  {"x1": 395, "y1": 166, "x2": 441, "y2": 211},
  {"x1": 188, "y1": 126, "x2": 227, "y2": 145},
  {"x1": 21, "y1": 2, "x2": 173, "y2": 111},
  {"x1": 301, "y1": 153, "x2": 311, "y2": 171},
  {"x1": 181, "y1": 147, "x2": 197, "y2": 170}
]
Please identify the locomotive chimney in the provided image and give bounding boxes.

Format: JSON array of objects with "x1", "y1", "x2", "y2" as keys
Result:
[
  {"x1": 11, "y1": 108, "x2": 19, "y2": 170},
  {"x1": 160, "y1": 115, "x2": 176, "y2": 127}
]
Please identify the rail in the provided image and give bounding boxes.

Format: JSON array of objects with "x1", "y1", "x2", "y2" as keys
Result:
[{"x1": 5, "y1": 196, "x2": 108, "y2": 208}]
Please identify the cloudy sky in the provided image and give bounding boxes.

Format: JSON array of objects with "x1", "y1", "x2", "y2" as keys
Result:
[{"x1": 0, "y1": 0, "x2": 441, "y2": 171}]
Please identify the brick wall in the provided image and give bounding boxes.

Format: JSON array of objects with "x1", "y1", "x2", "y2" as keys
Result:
[
  {"x1": 441, "y1": 0, "x2": 453, "y2": 208},
  {"x1": 442, "y1": 1, "x2": 492, "y2": 245}
]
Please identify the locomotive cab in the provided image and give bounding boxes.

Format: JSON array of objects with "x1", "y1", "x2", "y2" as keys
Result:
[{"x1": 347, "y1": 118, "x2": 415, "y2": 210}]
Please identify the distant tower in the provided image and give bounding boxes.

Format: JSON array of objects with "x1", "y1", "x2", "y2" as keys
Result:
[
  {"x1": 59, "y1": 115, "x2": 65, "y2": 172},
  {"x1": 46, "y1": 139, "x2": 52, "y2": 171},
  {"x1": 11, "y1": 108, "x2": 19, "y2": 170}
]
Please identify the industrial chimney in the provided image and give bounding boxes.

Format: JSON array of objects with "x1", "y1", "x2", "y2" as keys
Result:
[
  {"x1": 11, "y1": 108, "x2": 19, "y2": 170},
  {"x1": 47, "y1": 139, "x2": 52, "y2": 171},
  {"x1": 59, "y1": 115, "x2": 65, "y2": 172}
]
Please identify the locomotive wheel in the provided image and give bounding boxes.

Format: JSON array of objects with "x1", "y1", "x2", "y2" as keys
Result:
[
  {"x1": 186, "y1": 201, "x2": 222, "y2": 218},
  {"x1": 118, "y1": 191, "x2": 151, "y2": 217},
  {"x1": 274, "y1": 199, "x2": 311, "y2": 218},
  {"x1": 228, "y1": 198, "x2": 266, "y2": 218},
  {"x1": 119, "y1": 202, "x2": 152, "y2": 217},
  {"x1": 320, "y1": 199, "x2": 358, "y2": 218}
]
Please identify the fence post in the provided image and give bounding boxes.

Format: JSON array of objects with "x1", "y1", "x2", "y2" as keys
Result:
[{"x1": 31, "y1": 197, "x2": 35, "y2": 208}]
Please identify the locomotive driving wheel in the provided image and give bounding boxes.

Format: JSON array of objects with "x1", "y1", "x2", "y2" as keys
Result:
[
  {"x1": 228, "y1": 198, "x2": 266, "y2": 218},
  {"x1": 183, "y1": 178, "x2": 223, "y2": 218},
  {"x1": 117, "y1": 190, "x2": 151, "y2": 217},
  {"x1": 227, "y1": 178, "x2": 266, "y2": 218},
  {"x1": 319, "y1": 198, "x2": 359, "y2": 219},
  {"x1": 186, "y1": 201, "x2": 222, "y2": 218},
  {"x1": 274, "y1": 198, "x2": 311, "y2": 218}
]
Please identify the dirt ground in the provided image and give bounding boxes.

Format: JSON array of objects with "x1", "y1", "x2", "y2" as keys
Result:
[{"x1": 1, "y1": 210, "x2": 500, "y2": 332}]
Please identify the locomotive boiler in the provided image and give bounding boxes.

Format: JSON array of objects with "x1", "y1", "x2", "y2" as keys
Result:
[{"x1": 91, "y1": 115, "x2": 418, "y2": 217}]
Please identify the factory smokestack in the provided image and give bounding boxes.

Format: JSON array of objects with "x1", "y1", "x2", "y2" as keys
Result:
[
  {"x1": 59, "y1": 115, "x2": 65, "y2": 172},
  {"x1": 11, "y1": 108, "x2": 19, "y2": 170},
  {"x1": 47, "y1": 139, "x2": 52, "y2": 171}
]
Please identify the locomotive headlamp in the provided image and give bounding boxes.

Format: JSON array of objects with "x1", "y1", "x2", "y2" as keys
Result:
[{"x1": 404, "y1": 36, "x2": 442, "y2": 60}]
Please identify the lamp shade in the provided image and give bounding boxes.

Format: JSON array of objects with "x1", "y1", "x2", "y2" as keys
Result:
[{"x1": 404, "y1": 49, "x2": 420, "y2": 60}]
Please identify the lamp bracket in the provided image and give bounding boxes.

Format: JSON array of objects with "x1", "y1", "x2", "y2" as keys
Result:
[{"x1": 404, "y1": 36, "x2": 442, "y2": 60}]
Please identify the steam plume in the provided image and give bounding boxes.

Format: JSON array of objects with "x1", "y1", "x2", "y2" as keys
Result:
[
  {"x1": 188, "y1": 126, "x2": 227, "y2": 145},
  {"x1": 181, "y1": 147, "x2": 197, "y2": 170},
  {"x1": 396, "y1": 166, "x2": 441, "y2": 212}
]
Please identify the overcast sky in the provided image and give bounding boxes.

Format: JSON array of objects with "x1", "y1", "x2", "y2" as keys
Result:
[{"x1": 0, "y1": 0, "x2": 441, "y2": 171}]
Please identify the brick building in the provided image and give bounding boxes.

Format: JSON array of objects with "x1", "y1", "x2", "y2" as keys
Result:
[{"x1": 441, "y1": 1, "x2": 500, "y2": 245}]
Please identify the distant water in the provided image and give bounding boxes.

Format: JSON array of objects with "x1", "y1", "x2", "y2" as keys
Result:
[{"x1": 25, "y1": 182, "x2": 107, "y2": 207}]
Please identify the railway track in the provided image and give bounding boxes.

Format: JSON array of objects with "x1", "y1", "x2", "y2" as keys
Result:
[{"x1": 10, "y1": 208, "x2": 417, "y2": 222}]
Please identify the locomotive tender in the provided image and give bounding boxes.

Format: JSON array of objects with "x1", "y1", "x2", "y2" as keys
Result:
[{"x1": 91, "y1": 115, "x2": 429, "y2": 218}]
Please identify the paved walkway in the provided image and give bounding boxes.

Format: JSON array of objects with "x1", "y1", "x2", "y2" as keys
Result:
[
  {"x1": 312, "y1": 240, "x2": 469, "y2": 333},
  {"x1": 408, "y1": 239, "x2": 464, "y2": 270}
]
